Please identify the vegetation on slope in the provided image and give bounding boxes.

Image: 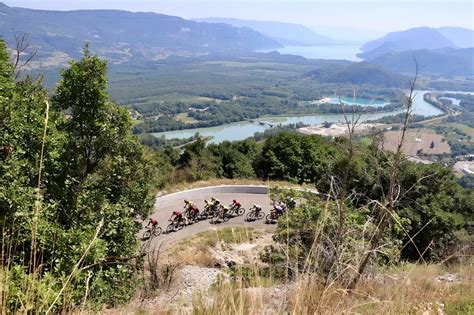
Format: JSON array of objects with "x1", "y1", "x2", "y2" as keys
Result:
[
  {"x1": 0, "y1": 2, "x2": 280, "y2": 63},
  {"x1": 0, "y1": 42, "x2": 156, "y2": 312}
]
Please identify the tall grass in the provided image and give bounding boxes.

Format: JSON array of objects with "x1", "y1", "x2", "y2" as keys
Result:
[
  {"x1": 189, "y1": 239, "x2": 473, "y2": 314},
  {"x1": 0, "y1": 100, "x2": 106, "y2": 314}
]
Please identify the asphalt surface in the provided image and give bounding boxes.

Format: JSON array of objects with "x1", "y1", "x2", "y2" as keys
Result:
[{"x1": 143, "y1": 190, "x2": 275, "y2": 250}]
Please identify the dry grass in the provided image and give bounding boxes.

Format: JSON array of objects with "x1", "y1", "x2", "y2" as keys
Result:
[
  {"x1": 190, "y1": 261, "x2": 474, "y2": 314},
  {"x1": 162, "y1": 227, "x2": 263, "y2": 267},
  {"x1": 292, "y1": 262, "x2": 473, "y2": 314},
  {"x1": 383, "y1": 129, "x2": 451, "y2": 155}
]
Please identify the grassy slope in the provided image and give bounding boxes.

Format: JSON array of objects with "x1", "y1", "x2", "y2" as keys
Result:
[{"x1": 112, "y1": 227, "x2": 474, "y2": 314}]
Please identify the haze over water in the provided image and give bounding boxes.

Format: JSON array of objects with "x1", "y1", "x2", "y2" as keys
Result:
[{"x1": 260, "y1": 44, "x2": 363, "y2": 61}]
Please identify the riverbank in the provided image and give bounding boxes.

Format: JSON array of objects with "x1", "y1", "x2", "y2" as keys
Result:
[
  {"x1": 424, "y1": 93, "x2": 447, "y2": 112},
  {"x1": 151, "y1": 90, "x2": 444, "y2": 144}
]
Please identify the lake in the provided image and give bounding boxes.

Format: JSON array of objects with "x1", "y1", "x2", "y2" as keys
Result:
[
  {"x1": 258, "y1": 44, "x2": 363, "y2": 61},
  {"x1": 152, "y1": 91, "x2": 444, "y2": 144}
]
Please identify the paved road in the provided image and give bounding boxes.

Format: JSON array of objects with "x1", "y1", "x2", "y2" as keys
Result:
[{"x1": 143, "y1": 187, "x2": 276, "y2": 250}]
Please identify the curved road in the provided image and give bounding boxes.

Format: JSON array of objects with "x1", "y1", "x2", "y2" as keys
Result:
[{"x1": 144, "y1": 186, "x2": 277, "y2": 249}]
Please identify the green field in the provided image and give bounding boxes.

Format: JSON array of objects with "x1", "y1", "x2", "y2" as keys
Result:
[{"x1": 176, "y1": 112, "x2": 199, "y2": 124}]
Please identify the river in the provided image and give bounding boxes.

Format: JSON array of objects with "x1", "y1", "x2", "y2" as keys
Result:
[{"x1": 152, "y1": 91, "x2": 447, "y2": 144}]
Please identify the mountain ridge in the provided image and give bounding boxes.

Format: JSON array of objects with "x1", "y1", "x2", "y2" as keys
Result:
[
  {"x1": 359, "y1": 26, "x2": 473, "y2": 60},
  {"x1": 0, "y1": 2, "x2": 281, "y2": 64},
  {"x1": 359, "y1": 27, "x2": 456, "y2": 59},
  {"x1": 367, "y1": 47, "x2": 474, "y2": 76},
  {"x1": 193, "y1": 17, "x2": 335, "y2": 46}
]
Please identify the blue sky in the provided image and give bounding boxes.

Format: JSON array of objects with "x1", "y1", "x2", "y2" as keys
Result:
[{"x1": 4, "y1": 0, "x2": 473, "y2": 40}]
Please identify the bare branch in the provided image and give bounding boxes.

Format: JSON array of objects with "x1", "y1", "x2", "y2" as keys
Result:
[{"x1": 11, "y1": 32, "x2": 38, "y2": 79}]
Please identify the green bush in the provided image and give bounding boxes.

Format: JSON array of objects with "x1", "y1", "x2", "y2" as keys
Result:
[{"x1": 1, "y1": 43, "x2": 155, "y2": 312}]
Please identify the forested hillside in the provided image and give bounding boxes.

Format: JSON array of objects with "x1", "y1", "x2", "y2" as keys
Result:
[
  {"x1": 366, "y1": 48, "x2": 474, "y2": 76},
  {"x1": 0, "y1": 2, "x2": 280, "y2": 65}
]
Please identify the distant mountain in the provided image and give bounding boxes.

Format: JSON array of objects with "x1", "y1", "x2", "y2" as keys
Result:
[
  {"x1": 438, "y1": 27, "x2": 474, "y2": 48},
  {"x1": 359, "y1": 27, "x2": 474, "y2": 60},
  {"x1": 0, "y1": 3, "x2": 280, "y2": 65},
  {"x1": 306, "y1": 62, "x2": 409, "y2": 88},
  {"x1": 359, "y1": 27, "x2": 456, "y2": 59},
  {"x1": 367, "y1": 48, "x2": 474, "y2": 77},
  {"x1": 193, "y1": 17, "x2": 334, "y2": 46}
]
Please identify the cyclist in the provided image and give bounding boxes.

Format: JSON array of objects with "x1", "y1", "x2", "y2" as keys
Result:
[
  {"x1": 230, "y1": 199, "x2": 241, "y2": 210},
  {"x1": 253, "y1": 204, "x2": 262, "y2": 212},
  {"x1": 274, "y1": 202, "x2": 286, "y2": 216},
  {"x1": 202, "y1": 199, "x2": 213, "y2": 217},
  {"x1": 204, "y1": 199, "x2": 212, "y2": 208},
  {"x1": 184, "y1": 199, "x2": 194, "y2": 208},
  {"x1": 170, "y1": 210, "x2": 184, "y2": 224},
  {"x1": 220, "y1": 204, "x2": 230, "y2": 219},
  {"x1": 287, "y1": 197, "x2": 297, "y2": 209},
  {"x1": 184, "y1": 199, "x2": 199, "y2": 217},
  {"x1": 146, "y1": 217, "x2": 159, "y2": 229},
  {"x1": 211, "y1": 196, "x2": 221, "y2": 206},
  {"x1": 210, "y1": 197, "x2": 221, "y2": 213}
]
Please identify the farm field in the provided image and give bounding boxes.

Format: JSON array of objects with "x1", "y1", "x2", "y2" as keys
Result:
[
  {"x1": 383, "y1": 129, "x2": 451, "y2": 156},
  {"x1": 176, "y1": 112, "x2": 199, "y2": 124}
]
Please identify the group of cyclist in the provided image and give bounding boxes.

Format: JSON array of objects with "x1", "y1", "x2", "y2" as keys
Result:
[{"x1": 144, "y1": 196, "x2": 296, "y2": 238}]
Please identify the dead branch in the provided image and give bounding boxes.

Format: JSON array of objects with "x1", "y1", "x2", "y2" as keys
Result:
[{"x1": 11, "y1": 32, "x2": 38, "y2": 79}]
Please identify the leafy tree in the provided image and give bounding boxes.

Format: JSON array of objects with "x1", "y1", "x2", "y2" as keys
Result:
[
  {"x1": 208, "y1": 139, "x2": 258, "y2": 179},
  {"x1": 178, "y1": 138, "x2": 219, "y2": 181},
  {"x1": 1, "y1": 44, "x2": 156, "y2": 312},
  {"x1": 258, "y1": 132, "x2": 341, "y2": 184},
  {"x1": 459, "y1": 174, "x2": 474, "y2": 189},
  {"x1": 398, "y1": 164, "x2": 473, "y2": 260},
  {"x1": 48, "y1": 46, "x2": 156, "y2": 306}
]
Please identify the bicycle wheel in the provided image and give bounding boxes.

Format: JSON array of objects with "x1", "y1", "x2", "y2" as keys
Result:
[
  {"x1": 245, "y1": 211, "x2": 254, "y2": 221},
  {"x1": 257, "y1": 211, "x2": 265, "y2": 220},
  {"x1": 166, "y1": 224, "x2": 175, "y2": 234},
  {"x1": 196, "y1": 212, "x2": 204, "y2": 221},
  {"x1": 265, "y1": 214, "x2": 272, "y2": 222},
  {"x1": 142, "y1": 230, "x2": 151, "y2": 240},
  {"x1": 153, "y1": 227, "x2": 162, "y2": 237},
  {"x1": 237, "y1": 207, "x2": 246, "y2": 216},
  {"x1": 177, "y1": 221, "x2": 185, "y2": 230}
]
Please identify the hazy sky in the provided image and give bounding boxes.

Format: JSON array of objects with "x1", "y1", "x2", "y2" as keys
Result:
[{"x1": 4, "y1": 0, "x2": 473, "y2": 40}]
